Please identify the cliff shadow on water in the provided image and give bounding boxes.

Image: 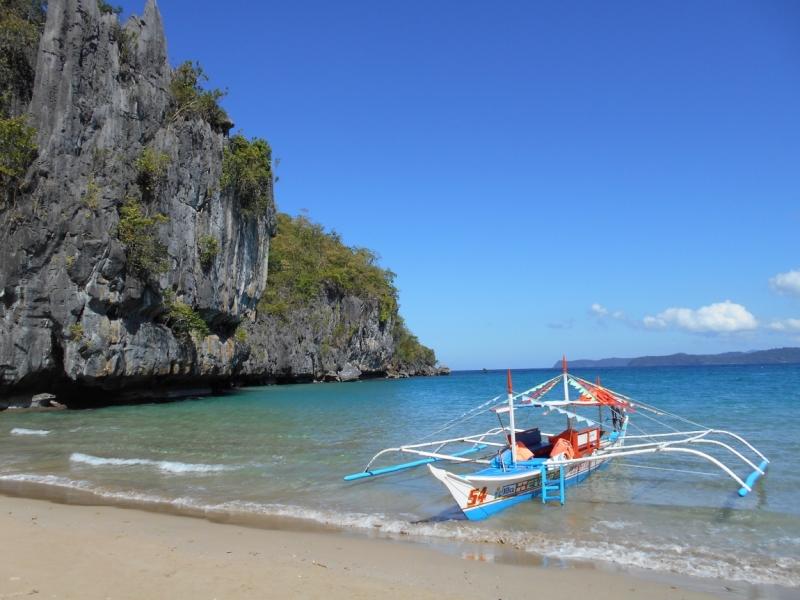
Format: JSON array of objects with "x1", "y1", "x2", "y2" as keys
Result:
[{"x1": 0, "y1": 0, "x2": 444, "y2": 410}]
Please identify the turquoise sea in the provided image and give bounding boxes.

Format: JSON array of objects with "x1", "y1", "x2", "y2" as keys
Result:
[{"x1": 1, "y1": 365, "x2": 798, "y2": 593}]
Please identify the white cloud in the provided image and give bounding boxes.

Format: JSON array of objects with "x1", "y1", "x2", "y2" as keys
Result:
[
  {"x1": 766, "y1": 318, "x2": 800, "y2": 332},
  {"x1": 770, "y1": 270, "x2": 800, "y2": 298},
  {"x1": 589, "y1": 303, "x2": 608, "y2": 317},
  {"x1": 589, "y1": 304, "x2": 625, "y2": 318},
  {"x1": 643, "y1": 301, "x2": 758, "y2": 334}
]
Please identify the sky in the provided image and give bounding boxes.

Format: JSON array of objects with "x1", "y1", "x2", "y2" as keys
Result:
[{"x1": 125, "y1": 0, "x2": 799, "y2": 369}]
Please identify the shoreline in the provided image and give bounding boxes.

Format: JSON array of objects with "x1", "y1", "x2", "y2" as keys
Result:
[{"x1": 1, "y1": 482, "x2": 794, "y2": 599}]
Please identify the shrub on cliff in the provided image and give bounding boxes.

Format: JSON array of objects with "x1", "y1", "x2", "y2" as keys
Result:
[
  {"x1": 169, "y1": 61, "x2": 230, "y2": 132},
  {"x1": 96, "y1": 1, "x2": 122, "y2": 15},
  {"x1": 393, "y1": 317, "x2": 436, "y2": 366},
  {"x1": 221, "y1": 133, "x2": 273, "y2": 217},
  {"x1": 198, "y1": 234, "x2": 219, "y2": 268},
  {"x1": 162, "y1": 288, "x2": 210, "y2": 338},
  {"x1": 116, "y1": 196, "x2": 168, "y2": 276},
  {"x1": 135, "y1": 147, "x2": 169, "y2": 192},
  {"x1": 0, "y1": 0, "x2": 47, "y2": 117},
  {"x1": 0, "y1": 113, "x2": 36, "y2": 208},
  {"x1": 261, "y1": 212, "x2": 397, "y2": 321}
]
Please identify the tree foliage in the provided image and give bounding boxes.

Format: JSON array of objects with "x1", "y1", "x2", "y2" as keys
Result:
[
  {"x1": 221, "y1": 133, "x2": 273, "y2": 217},
  {"x1": 162, "y1": 288, "x2": 210, "y2": 338},
  {"x1": 393, "y1": 316, "x2": 436, "y2": 366},
  {"x1": 134, "y1": 147, "x2": 169, "y2": 192},
  {"x1": 116, "y1": 196, "x2": 168, "y2": 276},
  {"x1": 0, "y1": 0, "x2": 47, "y2": 116},
  {"x1": 0, "y1": 113, "x2": 36, "y2": 208},
  {"x1": 169, "y1": 61, "x2": 229, "y2": 132},
  {"x1": 261, "y1": 212, "x2": 398, "y2": 321},
  {"x1": 198, "y1": 234, "x2": 219, "y2": 268},
  {"x1": 96, "y1": 1, "x2": 121, "y2": 15}
]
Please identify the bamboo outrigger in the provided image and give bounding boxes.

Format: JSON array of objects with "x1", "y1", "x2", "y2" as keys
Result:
[{"x1": 344, "y1": 358, "x2": 769, "y2": 520}]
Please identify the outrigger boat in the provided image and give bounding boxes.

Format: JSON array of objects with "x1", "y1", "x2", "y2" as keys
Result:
[{"x1": 344, "y1": 359, "x2": 770, "y2": 520}]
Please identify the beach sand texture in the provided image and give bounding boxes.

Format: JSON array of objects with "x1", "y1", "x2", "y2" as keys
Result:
[{"x1": 0, "y1": 494, "x2": 719, "y2": 600}]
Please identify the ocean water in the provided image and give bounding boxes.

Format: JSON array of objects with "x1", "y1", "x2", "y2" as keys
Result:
[{"x1": 1, "y1": 365, "x2": 798, "y2": 591}]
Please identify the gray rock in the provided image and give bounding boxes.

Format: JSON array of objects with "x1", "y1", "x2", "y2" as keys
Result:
[
  {"x1": 239, "y1": 289, "x2": 396, "y2": 382},
  {"x1": 31, "y1": 393, "x2": 56, "y2": 407},
  {"x1": 0, "y1": 0, "x2": 274, "y2": 402},
  {"x1": 437, "y1": 365, "x2": 452, "y2": 376},
  {"x1": 338, "y1": 362, "x2": 361, "y2": 382}
]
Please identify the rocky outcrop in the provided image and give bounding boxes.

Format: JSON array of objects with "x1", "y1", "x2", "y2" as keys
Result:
[
  {"x1": 0, "y1": 0, "x2": 274, "y2": 405},
  {"x1": 238, "y1": 288, "x2": 449, "y2": 384},
  {"x1": 239, "y1": 290, "x2": 398, "y2": 383},
  {"x1": 387, "y1": 359, "x2": 451, "y2": 379}
]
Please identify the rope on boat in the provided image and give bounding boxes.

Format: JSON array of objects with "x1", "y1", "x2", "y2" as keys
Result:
[{"x1": 407, "y1": 374, "x2": 564, "y2": 446}]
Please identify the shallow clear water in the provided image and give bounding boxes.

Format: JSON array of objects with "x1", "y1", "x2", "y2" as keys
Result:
[{"x1": 1, "y1": 365, "x2": 798, "y2": 588}]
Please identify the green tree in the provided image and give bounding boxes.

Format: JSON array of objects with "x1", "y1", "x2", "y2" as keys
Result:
[
  {"x1": 0, "y1": 113, "x2": 36, "y2": 208},
  {"x1": 221, "y1": 134, "x2": 273, "y2": 217},
  {"x1": 198, "y1": 235, "x2": 219, "y2": 268},
  {"x1": 134, "y1": 147, "x2": 169, "y2": 192},
  {"x1": 96, "y1": 1, "x2": 121, "y2": 15},
  {"x1": 116, "y1": 196, "x2": 168, "y2": 276},
  {"x1": 393, "y1": 317, "x2": 436, "y2": 366},
  {"x1": 0, "y1": 0, "x2": 47, "y2": 116},
  {"x1": 162, "y1": 288, "x2": 210, "y2": 338},
  {"x1": 261, "y1": 212, "x2": 397, "y2": 322},
  {"x1": 169, "y1": 61, "x2": 229, "y2": 132}
]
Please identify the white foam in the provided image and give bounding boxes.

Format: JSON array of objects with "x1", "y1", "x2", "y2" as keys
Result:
[
  {"x1": 10, "y1": 428, "x2": 50, "y2": 436},
  {"x1": 2, "y1": 470, "x2": 797, "y2": 589},
  {"x1": 69, "y1": 453, "x2": 234, "y2": 474}
]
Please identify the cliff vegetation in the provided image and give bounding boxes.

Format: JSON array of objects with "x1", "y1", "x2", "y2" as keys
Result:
[
  {"x1": 261, "y1": 212, "x2": 398, "y2": 322},
  {"x1": 242, "y1": 211, "x2": 439, "y2": 380},
  {"x1": 0, "y1": 0, "x2": 443, "y2": 408}
]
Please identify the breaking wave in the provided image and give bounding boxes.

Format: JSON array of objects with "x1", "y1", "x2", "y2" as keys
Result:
[
  {"x1": 11, "y1": 428, "x2": 50, "y2": 436},
  {"x1": 69, "y1": 453, "x2": 234, "y2": 474},
  {"x1": 0, "y1": 471, "x2": 797, "y2": 588}
]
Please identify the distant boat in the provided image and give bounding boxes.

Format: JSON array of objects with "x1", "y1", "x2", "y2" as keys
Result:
[
  {"x1": 482, "y1": 368, "x2": 488, "y2": 373},
  {"x1": 345, "y1": 357, "x2": 769, "y2": 520}
]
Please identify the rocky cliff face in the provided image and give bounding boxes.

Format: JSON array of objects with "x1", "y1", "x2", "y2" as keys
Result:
[
  {"x1": 0, "y1": 0, "x2": 274, "y2": 406},
  {"x1": 239, "y1": 290, "x2": 396, "y2": 384},
  {"x1": 239, "y1": 289, "x2": 449, "y2": 384}
]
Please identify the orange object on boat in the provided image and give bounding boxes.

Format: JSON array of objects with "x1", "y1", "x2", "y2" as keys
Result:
[
  {"x1": 515, "y1": 441, "x2": 534, "y2": 461},
  {"x1": 550, "y1": 438, "x2": 574, "y2": 459}
]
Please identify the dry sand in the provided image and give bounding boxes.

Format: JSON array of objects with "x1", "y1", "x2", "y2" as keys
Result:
[{"x1": 0, "y1": 494, "x2": 726, "y2": 599}]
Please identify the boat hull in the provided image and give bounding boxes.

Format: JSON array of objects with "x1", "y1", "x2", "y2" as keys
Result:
[{"x1": 428, "y1": 455, "x2": 611, "y2": 520}]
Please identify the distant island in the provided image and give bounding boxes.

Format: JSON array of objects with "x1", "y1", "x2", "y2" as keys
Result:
[{"x1": 554, "y1": 347, "x2": 800, "y2": 368}]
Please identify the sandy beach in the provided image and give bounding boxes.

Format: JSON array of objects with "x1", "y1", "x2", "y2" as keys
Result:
[{"x1": 0, "y1": 493, "x2": 732, "y2": 600}]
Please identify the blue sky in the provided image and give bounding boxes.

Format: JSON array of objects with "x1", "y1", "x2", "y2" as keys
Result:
[{"x1": 131, "y1": 0, "x2": 799, "y2": 368}]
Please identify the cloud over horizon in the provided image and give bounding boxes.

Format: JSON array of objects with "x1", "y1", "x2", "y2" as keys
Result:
[
  {"x1": 766, "y1": 318, "x2": 800, "y2": 332},
  {"x1": 643, "y1": 301, "x2": 758, "y2": 334},
  {"x1": 770, "y1": 270, "x2": 800, "y2": 298}
]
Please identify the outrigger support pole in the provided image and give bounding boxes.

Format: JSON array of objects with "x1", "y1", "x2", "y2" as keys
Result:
[
  {"x1": 562, "y1": 356, "x2": 571, "y2": 430},
  {"x1": 507, "y1": 370, "x2": 517, "y2": 468},
  {"x1": 343, "y1": 445, "x2": 489, "y2": 481}
]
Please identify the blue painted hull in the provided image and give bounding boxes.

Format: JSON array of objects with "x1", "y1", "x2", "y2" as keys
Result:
[{"x1": 461, "y1": 458, "x2": 607, "y2": 521}]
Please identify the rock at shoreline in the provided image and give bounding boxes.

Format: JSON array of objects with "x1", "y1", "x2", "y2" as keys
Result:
[
  {"x1": 338, "y1": 363, "x2": 362, "y2": 382},
  {"x1": 0, "y1": 0, "x2": 273, "y2": 404},
  {"x1": 31, "y1": 393, "x2": 57, "y2": 408}
]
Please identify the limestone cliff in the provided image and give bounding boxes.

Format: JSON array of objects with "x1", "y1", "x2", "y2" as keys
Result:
[
  {"x1": 0, "y1": 0, "x2": 275, "y2": 406},
  {"x1": 239, "y1": 292, "x2": 447, "y2": 383},
  {"x1": 239, "y1": 290, "x2": 396, "y2": 384}
]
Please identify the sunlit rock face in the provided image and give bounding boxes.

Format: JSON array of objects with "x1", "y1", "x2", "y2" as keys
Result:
[{"x1": 0, "y1": 0, "x2": 275, "y2": 405}]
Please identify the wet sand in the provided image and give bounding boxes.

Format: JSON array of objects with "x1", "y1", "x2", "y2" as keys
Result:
[{"x1": 0, "y1": 494, "x2": 725, "y2": 600}]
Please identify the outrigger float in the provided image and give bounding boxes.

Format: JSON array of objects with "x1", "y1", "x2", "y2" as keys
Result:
[{"x1": 344, "y1": 359, "x2": 770, "y2": 520}]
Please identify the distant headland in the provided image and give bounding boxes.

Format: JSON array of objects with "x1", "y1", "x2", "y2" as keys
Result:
[{"x1": 554, "y1": 347, "x2": 800, "y2": 368}]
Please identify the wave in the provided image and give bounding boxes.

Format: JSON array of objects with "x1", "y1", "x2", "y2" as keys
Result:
[
  {"x1": 69, "y1": 453, "x2": 235, "y2": 474},
  {"x1": 10, "y1": 428, "x2": 50, "y2": 436},
  {"x1": 0, "y1": 471, "x2": 797, "y2": 589}
]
